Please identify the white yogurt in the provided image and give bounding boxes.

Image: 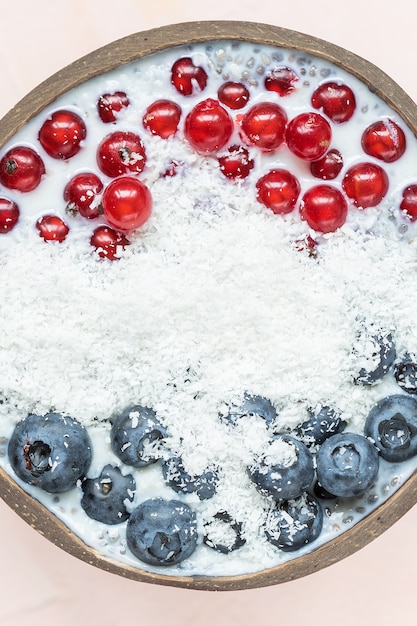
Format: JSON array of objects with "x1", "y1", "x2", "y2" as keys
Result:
[{"x1": 1, "y1": 39, "x2": 417, "y2": 578}]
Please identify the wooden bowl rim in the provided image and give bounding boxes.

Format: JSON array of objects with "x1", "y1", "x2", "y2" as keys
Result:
[{"x1": 1, "y1": 20, "x2": 417, "y2": 591}]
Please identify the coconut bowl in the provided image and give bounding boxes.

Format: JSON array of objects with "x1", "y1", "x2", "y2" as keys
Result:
[{"x1": 1, "y1": 21, "x2": 417, "y2": 591}]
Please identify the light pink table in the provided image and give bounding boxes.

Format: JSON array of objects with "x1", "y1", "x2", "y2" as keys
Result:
[{"x1": 1, "y1": 2, "x2": 416, "y2": 624}]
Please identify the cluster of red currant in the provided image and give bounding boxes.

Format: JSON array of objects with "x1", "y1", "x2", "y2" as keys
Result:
[
  {"x1": 0, "y1": 53, "x2": 415, "y2": 260},
  {"x1": 168, "y1": 58, "x2": 412, "y2": 236},
  {"x1": 0, "y1": 102, "x2": 154, "y2": 258}
]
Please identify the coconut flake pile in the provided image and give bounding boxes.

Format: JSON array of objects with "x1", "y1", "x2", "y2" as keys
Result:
[{"x1": 0, "y1": 149, "x2": 416, "y2": 443}]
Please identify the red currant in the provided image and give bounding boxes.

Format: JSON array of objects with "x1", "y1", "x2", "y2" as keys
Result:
[
  {"x1": 142, "y1": 99, "x2": 181, "y2": 138},
  {"x1": 38, "y1": 110, "x2": 86, "y2": 159},
  {"x1": 361, "y1": 119, "x2": 406, "y2": 163},
  {"x1": 0, "y1": 197, "x2": 19, "y2": 233},
  {"x1": 293, "y1": 234, "x2": 318, "y2": 256},
  {"x1": 101, "y1": 176, "x2": 152, "y2": 231},
  {"x1": 286, "y1": 112, "x2": 331, "y2": 161},
  {"x1": 97, "y1": 131, "x2": 147, "y2": 178},
  {"x1": 64, "y1": 172, "x2": 103, "y2": 219},
  {"x1": 97, "y1": 91, "x2": 129, "y2": 123},
  {"x1": 36, "y1": 215, "x2": 69, "y2": 242},
  {"x1": 218, "y1": 81, "x2": 250, "y2": 110},
  {"x1": 310, "y1": 148, "x2": 343, "y2": 180},
  {"x1": 90, "y1": 225, "x2": 129, "y2": 260},
  {"x1": 264, "y1": 67, "x2": 299, "y2": 96},
  {"x1": 342, "y1": 162, "x2": 389, "y2": 208},
  {"x1": 256, "y1": 169, "x2": 301, "y2": 214},
  {"x1": 0, "y1": 146, "x2": 45, "y2": 192},
  {"x1": 300, "y1": 185, "x2": 348, "y2": 233},
  {"x1": 161, "y1": 161, "x2": 179, "y2": 178},
  {"x1": 240, "y1": 102, "x2": 287, "y2": 151},
  {"x1": 184, "y1": 98, "x2": 233, "y2": 154},
  {"x1": 218, "y1": 145, "x2": 254, "y2": 180},
  {"x1": 400, "y1": 184, "x2": 417, "y2": 220},
  {"x1": 171, "y1": 57, "x2": 208, "y2": 96},
  {"x1": 311, "y1": 82, "x2": 356, "y2": 123}
]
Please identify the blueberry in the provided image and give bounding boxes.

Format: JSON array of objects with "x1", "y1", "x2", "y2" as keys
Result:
[
  {"x1": 248, "y1": 434, "x2": 314, "y2": 501},
  {"x1": 264, "y1": 493, "x2": 323, "y2": 552},
  {"x1": 81, "y1": 464, "x2": 135, "y2": 524},
  {"x1": 220, "y1": 392, "x2": 277, "y2": 427},
  {"x1": 110, "y1": 405, "x2": 167, "y2": 468},
  {"x1": 170, "y1": 366, "x2": 202, "y2": 399},
  {"x1": 162, "y1": 456, "x2": 218, "y2": 500},
  {"x1": 353, "y1": 329, "x2": 396, "y2": 385},
  {"x1": 313, "y1": 479, "x2": 337, "y2": 500},
  {"x1": 7, "y1": 412, "x2": 92, "y2": 493},
  {"x1": 126, "y1": 498, "x2": 198, "y2": 566},
  {"x1": 394, "y1": 354, "x2": 417, "y2": 394},
  {"x1": 364, "y1": 394, "x2": 417, "y2": 462},
  {"x1": 295, "y1": 405, "x2": 346, "y2": 447},
  {"x1": 316, "y1": 432, "x2": 379, "y2": 497},
  {"x1": 203, "y1": 511, "x2": 246, "y2": 554}
]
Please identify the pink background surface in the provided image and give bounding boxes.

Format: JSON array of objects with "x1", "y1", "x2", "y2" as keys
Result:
[{"x1": 1, "y1": 1, "x2": 417, "y2": 624}]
